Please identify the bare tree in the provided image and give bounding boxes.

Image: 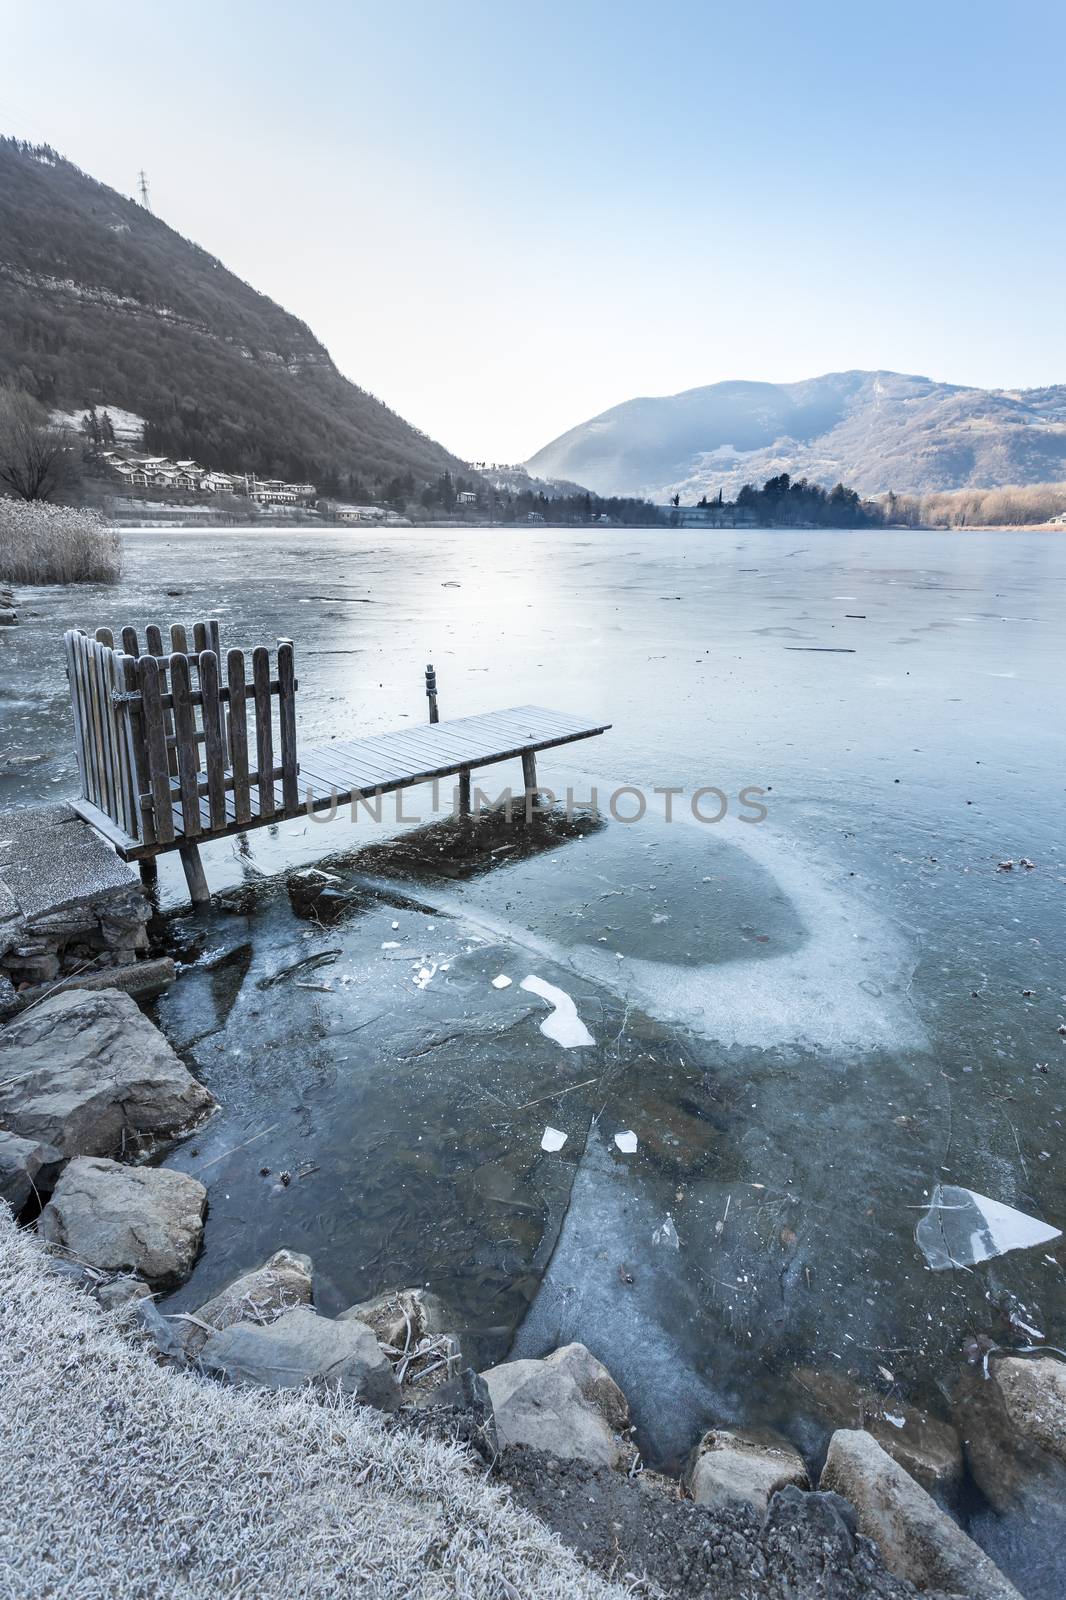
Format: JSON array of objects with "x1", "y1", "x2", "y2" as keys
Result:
[{"x1": 0, "y1": 388, "x2": 81, "y2": 501}]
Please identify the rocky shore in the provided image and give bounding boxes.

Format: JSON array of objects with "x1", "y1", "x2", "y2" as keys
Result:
[{"x1": 1, "y1": 984, "x2": 1063, "y2": 1597}]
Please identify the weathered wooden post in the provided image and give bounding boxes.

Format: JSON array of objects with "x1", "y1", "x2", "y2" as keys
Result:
[
  {"x1": 425, "y1": 663, "x2": 438, "y2": 724},
  {"x1": 521, "y1": 749, "x2": 538, "y2": 797}
]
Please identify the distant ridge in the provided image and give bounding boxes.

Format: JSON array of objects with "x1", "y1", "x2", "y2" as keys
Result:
[
  {"x1": 0, "y1": 138, "x2": 466, "y2": 495},
  {"x1": 526, "y1": 370, "x2": 1066, "y2": 500}
]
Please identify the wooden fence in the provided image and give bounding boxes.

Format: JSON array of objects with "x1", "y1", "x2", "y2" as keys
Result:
[{"x1": 64, "y1": 620, "x2": 299, "y2": 856}]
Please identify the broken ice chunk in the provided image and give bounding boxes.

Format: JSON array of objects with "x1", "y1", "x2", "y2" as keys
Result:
[
  {"x1": 614, "y1": 1130, "x2": 638, "y2": 1154},
  {"x1": 541, "y1": 1126, "x2": 567, "y2": 1152},
  {"x1": 491, "y1": 974, "x2": 512, "y2": 989},
  {"x1": 653, "y1": 1214, "x2": 680, "y2": 1249},
  {"x1": 381, "y1": 941, "x2": 401, "y2": 949},
  {"x1": 413, "y1": 963, "x2": 438, "y2": 990},
  {"x1": 915, "y1": 1184, "x2": 1061, "y2": 1271},
  {"x1": 520, "y1": 975, "x2": 594, "y2": 1048}
]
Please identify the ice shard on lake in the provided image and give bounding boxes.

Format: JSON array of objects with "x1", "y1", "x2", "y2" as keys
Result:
[{"x1": 915, "y1": 1185, "x2": 1061, "y2": 1271}]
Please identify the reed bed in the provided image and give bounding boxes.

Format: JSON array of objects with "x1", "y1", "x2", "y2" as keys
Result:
[{"x1": 0, "y1": 496, "x2": 121, "y2": 585}]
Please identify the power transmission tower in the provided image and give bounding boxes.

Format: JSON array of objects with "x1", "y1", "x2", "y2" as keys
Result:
[{"x1": 137, "y1": 169, "x2": 152, "y2": 212}]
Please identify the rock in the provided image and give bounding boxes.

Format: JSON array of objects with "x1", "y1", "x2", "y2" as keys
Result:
[
  {"x1": 992, "y1": 1356, "x2": 1066, "y2": 1465},
  {"x1": 764, "y1": 1483, "x2": 857, "y2": 1559},
  {"x1": 37, "y1": 1157, "x2": 207, "y2": 1286},
  {"x1": 954, "y1": 1357, "x2": 1066, "y2": 1514},
  {"x1": 339, "y1": 1284, "x2": 460, "y2": 1399},
  {"x1": 338, "y1": 1285, "x2": 452, "y2": 1349},
  {"x1": 0, "y1": 1129, "x2": 61, "y2": 1211},
  {"x1": 95, "y1": 1276, "x2": 152, "y2": 1310},
  {"x1": 200, "y1": 1306, "x2": 400, "y2": 1410},
  {"x1": 182, "y1": 1249, "x2": 314, "y2": 1354},
  {"x1": 820, "y1": 1428, "x2": 1022, "y2": 1600},
  {"x1": 687, "y1": 1426, "x2": 809, "y2": 1514},
  {"x1": 481, "y1": 1342, "x2": 632, "y2": 1468},
  {"x1": 791, "y1": 1365, "x2": 963, "y2": 1493},
  {"x1": 0, "y1": 609, "x2": 17, "y2": 627},
  {"x1": 0, "y1": 988, "x2": 214, "y2": 1164}
]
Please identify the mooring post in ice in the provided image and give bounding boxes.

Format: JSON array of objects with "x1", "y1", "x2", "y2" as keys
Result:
[{"x1": 425, "y1": 662, "x2": 438, "y2": 724}]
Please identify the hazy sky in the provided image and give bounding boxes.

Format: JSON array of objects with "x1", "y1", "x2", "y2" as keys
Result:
[{"x1": 3, "y1": 0, "x2": 1065, "y2": 463}]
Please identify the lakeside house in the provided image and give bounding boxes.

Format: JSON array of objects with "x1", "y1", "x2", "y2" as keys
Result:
[{"x1": 324, "y1": 502, "x2": 388, "y2": 523}]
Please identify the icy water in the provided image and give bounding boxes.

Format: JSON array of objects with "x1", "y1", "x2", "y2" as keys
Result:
[{"x1": 3, "y1": 527, "x2": 1065, "y2": 1592}]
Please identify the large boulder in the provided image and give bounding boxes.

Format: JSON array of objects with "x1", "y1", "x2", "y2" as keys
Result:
[
  {"x1": 200, "y1": 1306, "x2": 400, "y2": 1410},
  {"x1": 0, "y1": 1130, "x2": 61, "y2": 1212},
  {"x1": 480, "y1": 1343, "x2": 632, "y2": 1468},
  {"x1": 820, "y1": 1428, "x2": 1022, "y2": 1600},
  {"x1": 182, "y1": 1249, "x2": 314, "y2": 1355},
  {"x1": 791, "y1": 1365, "x2": 963, "y2": 1494},
  {"x1": 0, "y1": 988, "x2": 214, "y2": 1166},
  {"x1": 687, "y1": 1426, "x2": 809, "y2": 1514},
  {"x1": 37, "y1": 1157, "x2": 207, "y2": 1287}
]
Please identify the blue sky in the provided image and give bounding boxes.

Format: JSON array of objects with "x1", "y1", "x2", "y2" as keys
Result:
[{"x1": 4, "y1": 0, "x2": 1065, "y2": 461}]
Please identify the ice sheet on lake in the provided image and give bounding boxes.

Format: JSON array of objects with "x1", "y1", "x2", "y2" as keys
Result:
[
  {"x1": 414, "y1": 793, "x2": 925, "y2": 1055},
  {"x1": 520, "y1": 975, "x2": 594, "y2": 1048},
  {"x1": 541, "y1": 1126, "x2": 567, "y2": 1152},
  {"x1": 915, "y1": 1184, "x2": 1061, "y2": 1271}
]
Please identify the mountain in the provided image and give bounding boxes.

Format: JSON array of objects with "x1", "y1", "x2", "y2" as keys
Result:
[
  {"x1": 526, "y1": 370, "x2": 1066, "y2": 501},
  {"x1": 0, "y1": 138, "x2": 465, "y2": 493}
]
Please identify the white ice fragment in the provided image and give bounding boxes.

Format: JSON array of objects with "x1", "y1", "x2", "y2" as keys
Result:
[
  {"x1": 614, "y1": 1130, "x2": 638, "y2": 1154},
  {"x1": 294, "y1": 866, "x2": 341, "y2": 883},
  {"x1": 651, "y1": 913, "x2": 670, "y2": 925},
  {"x1": 883, "y1": 1413, "x2": 906, "y2": 1429},
  {"x1": 519, "y1": 975, "x2": 594, "y2": 1048},
  {"x1": 915, "y1": 1185, "x2": 1061, "y2": 1271},
  {"x1": 391, "y1": 921, "x2": 399, "y2": 930},
  {"x1": 653, "y1": 1214, "x2": 680, "y2": 1249},
  {"x1": 413, "y1": 963, "x2": 438, "y2": 990},
  {"x1": 541, "y1": 1126, "x2": 567, "y2": 1152},
  {"x1": 381, "y1": 941, "x2": 401, "y2": 949},
  {"x1": 491, "y1": 975, "x2": 513, "y2": 989}
]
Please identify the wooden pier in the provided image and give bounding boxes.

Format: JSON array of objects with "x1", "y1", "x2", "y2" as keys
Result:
[{"x1": 64, "y1": 618, "x2": 611, "y2": 906}]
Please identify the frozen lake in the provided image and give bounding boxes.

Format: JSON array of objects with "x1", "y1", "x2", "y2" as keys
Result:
[{"x1": 3, "y1": 525, "x2": 1064, "y2": 1587}]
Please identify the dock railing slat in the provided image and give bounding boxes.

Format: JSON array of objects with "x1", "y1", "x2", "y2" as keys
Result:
[
  {"x1": 227, "y1": 649, "x2": 252, "y2": 826},
  {"x1": 169, "y1": 653, "x2": 202, "y2": 839},
  {"x1": 199, "y1": 650, "x2": 228, "y2": 831},
  {"x1": 252, "y1": 646, "x2": 275, "y2": 819},
  {"x1": 277, "y1": 639, "x2": 299, "y2": 812},
  {"x1": 137, "y1": 656, "x2": 175, "y2": 845}
]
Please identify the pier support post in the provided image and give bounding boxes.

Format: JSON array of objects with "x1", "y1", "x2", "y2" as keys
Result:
[
  {"x1": 179, "y1": 843, "x2": 210, "y2": 908},
  {"x1": 425, "y1": 663, "x2": 438, "y2": 724},
  {"x1": 521, "y1": 749, "x2": 538, "y2": 802},
  {"x1": 458, "y1": 768, "x2": 472, "y2": 818},
  {"x1": 138, "y1": 857, "x2": 158, "y2": 887}
]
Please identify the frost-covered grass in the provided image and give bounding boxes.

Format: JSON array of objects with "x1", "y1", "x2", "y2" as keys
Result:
[
  {"x1": 0, "y1": 496, "x2": 121, "y2": 585},
  {"x1": 0, "y1": 1206, "x2": 622, "y2": 1600}
]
